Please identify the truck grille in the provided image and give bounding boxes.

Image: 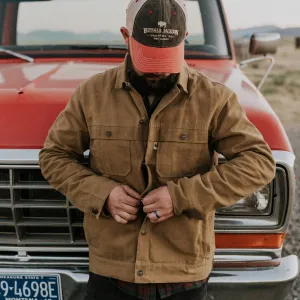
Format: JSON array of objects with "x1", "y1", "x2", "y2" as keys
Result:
[{"x1": 0, "y1": 166, "x2": 86, "y2": 245}]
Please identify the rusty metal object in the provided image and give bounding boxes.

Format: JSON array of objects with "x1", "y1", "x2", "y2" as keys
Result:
[{"x1": 295, "y1": 37, "x2": 300, "y2": 49}]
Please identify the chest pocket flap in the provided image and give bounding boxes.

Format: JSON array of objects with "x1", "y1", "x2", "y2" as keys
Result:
[
  {"x1": 156, "y1": 129, "x2": 210, "y2": 178},
  {"x1": 89, "y1": 125, "x2": 138, "y2": 177}
]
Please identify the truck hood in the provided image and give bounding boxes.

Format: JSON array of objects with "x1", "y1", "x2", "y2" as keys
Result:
[{"x1": 0, "y1": 60, "x2": 291, "y2": 151}]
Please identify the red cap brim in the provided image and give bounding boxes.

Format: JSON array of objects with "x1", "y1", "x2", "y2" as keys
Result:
[{"x1": 129, "y1": 37, "x2": 184, "y2": 74}]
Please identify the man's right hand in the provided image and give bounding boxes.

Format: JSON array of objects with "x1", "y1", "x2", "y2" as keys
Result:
[{"x1": 106, "y1": 185, "x2": 141, "y2": 224}]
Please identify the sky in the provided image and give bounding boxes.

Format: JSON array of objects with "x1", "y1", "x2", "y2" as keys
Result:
[
  {"x1": 223, "y1": 0, "x2": 300, "y2": 29},
  {"x1": 17, "y1": 0, "x2": 300, "y2": 35}
]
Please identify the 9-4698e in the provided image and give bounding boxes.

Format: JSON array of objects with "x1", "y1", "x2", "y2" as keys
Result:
[{"x1": 0, "y1": 280, "x2": 56, "y2": 298}]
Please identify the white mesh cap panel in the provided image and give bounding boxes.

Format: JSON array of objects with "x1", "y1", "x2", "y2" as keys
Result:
[{"x1": 126, "y1": 0, "x2": 188, "y2": 36}]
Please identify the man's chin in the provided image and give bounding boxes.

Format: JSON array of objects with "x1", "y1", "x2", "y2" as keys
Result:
[
  {"x1": 147, "y1": 82, "x2": 162, "y2": 89},
  {"x1": 146, "y1": 78, "x2": 161, "y2": 81}
]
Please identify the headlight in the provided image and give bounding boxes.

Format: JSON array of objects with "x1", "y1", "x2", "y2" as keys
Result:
[{"x1": 216, "y1": 183, "x2": 273, "y2": 216}]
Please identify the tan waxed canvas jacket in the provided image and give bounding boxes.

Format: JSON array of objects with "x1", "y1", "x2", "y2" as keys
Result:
[{"x1": 39, "y1": 59, "x2": 276, "y2": 284}]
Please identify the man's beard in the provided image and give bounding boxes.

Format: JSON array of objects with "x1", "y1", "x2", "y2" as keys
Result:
[{"x1": 127, "y1": 54, "x2": 179, "y2": 97}]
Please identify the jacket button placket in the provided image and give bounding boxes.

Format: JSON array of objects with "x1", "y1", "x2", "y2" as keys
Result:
[
  {"x1": 135, "y1": 121, "x2": 158, "y2": 283},
  {"x1": 135, "y1": 214, "x2": 151, "y2": 282}
]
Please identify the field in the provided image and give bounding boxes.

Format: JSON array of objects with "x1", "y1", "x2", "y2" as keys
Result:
[
  {"x1": 242, "y1": 38, "x2": 300, "y2": 299},
  {"x1": 242, "y1": 38, "x2": 300, "y2": 125}
]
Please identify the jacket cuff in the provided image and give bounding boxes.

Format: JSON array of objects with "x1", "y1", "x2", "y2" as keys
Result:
[
  {"x1": 101, "y1": 201, "x2": 112, "y2": 218},
  {"x1": 89, "y1": 180, "x2": 121, "y2": 220},
  {"x1": 167, "y1": 181, "x2": 193, "y2": 216}
]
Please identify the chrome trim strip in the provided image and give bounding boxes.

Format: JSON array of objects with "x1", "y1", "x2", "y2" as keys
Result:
[
  {"x1": 215, "y1": 247, "x2": 282, "y2": 259},
  {"x1": 214, "y1": 255, "x2": 272, "y2": 261},
  {"x1": 0, "y1": 246, "x2": 89, "y2": 253},
  {"x1": 272, "y1": 150, "x2": 295, "y2": 168},
  {"x1": 0, "y1": 149, "x2": 90, "y2": 165},
  {"x1": 0, "y1": 255, "x2": 297, "y2": 283},
  {"x1": 1, "y1": 255, "x2": 274, "y2": 265},
  {"x1": 210, "y1": 255, "x2": 299, "y2": 283},
  {"x1": 0, "y1": 246, "x2": 278, "y2": 256},
  {"x1": 0, "y1": 149, "x2": 41, "y2": 165},
  {"x1": 0, "y1": 247, "x2": 281, "y2": 263}
]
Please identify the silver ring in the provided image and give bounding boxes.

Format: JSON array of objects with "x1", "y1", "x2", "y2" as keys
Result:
[{"x1": 154, "y1": 210, "x2": 160, "y2": 219}]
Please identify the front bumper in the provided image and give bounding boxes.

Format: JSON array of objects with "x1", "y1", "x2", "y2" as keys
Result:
[
  {"x1": 209, "y1": 255, "x2": 299, "y2": 300},
  {"x1": 0, "y1": 255, "x2": 298, "y2": 300}
]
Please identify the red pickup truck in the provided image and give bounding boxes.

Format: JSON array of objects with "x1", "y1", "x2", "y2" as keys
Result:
[{"x1": 0, "y1": 0, "x2": 298, "y2": 299}]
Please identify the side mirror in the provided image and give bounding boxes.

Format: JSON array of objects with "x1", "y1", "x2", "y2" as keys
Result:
[
  {"x1": 240, "y1": 33, "x2": 281, "y2": 90},
  {"x1": 249, "y1": 33, "x2": 281, "y2": 56}
]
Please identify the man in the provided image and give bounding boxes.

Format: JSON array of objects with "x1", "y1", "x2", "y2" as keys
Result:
[{"x1": 39, "y1": 0, "x2": 276, "y2": 299}]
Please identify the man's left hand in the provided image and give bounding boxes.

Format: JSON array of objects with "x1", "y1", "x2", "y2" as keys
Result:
[{"x1": 142, "y1": 187, "x2": 174, "y2": 223}]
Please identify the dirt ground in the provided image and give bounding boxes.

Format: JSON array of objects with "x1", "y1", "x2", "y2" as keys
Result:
[
  {"x1": 243, "y1": 38, "x2": 300, "y2": 125},
  {"x1": 284, "y1": 126, "x2": 300, "y2": 300},
  {"x1": 244, "y1": 39, "x2": 300, "y2": 300}
]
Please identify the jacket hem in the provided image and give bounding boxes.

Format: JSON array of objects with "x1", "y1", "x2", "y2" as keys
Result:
[{"x1": 89, "y1": 247, "x2": 213, "y2": 284}]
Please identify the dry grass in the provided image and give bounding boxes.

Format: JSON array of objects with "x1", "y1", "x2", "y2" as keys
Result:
[{"x1": 242, "y1": 38, "x2": 300, "y2": 125}]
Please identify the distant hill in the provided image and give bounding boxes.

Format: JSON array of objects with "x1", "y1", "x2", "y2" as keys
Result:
[
  {"x1": 280, "y1": 27, "x2": 300, "y2": 37},
  {"x1": 18, "y1": 26, "x2": 300, "y2": 45},
  {"x1": 231, "y1": 25, "x2": 300, "y2": 39}
]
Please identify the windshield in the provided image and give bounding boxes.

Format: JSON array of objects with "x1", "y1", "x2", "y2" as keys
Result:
[{"x1": 1, "y1": 0, "x2": 230, "y2": 58}]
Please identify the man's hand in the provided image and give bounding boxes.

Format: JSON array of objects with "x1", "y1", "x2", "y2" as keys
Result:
[
  {"x1": 142, "y1": 187, "x2": 174, "y2": 223},
  {"x1": 107, "y1": 185, "x2": 141, "y2": 224}
]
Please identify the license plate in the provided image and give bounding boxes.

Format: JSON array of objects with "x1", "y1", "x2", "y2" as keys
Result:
[{"x1": 0, "y1": 274, "x2": 62, "y2": 300}]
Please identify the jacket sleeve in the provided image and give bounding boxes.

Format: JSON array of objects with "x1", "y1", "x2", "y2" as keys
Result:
[
  {"x1": 39, "y1": 85, "x2": 121, "y2": 218},
  {"x1": 167, "y1": 87, "x2": 276, "y2": 219}
]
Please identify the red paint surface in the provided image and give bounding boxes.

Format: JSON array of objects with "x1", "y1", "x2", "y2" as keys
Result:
[{"x1": 0, "y1": 57, "x2": 292, "y2": 152}]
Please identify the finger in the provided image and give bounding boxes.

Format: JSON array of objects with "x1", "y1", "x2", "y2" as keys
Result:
[
  {"x1": 147, "y1": 211, "x2": 157, "y2": 221},
  {"x1": 114, "y1": 215, "x2": 128, "y2": 224},
  {"x1": 122, "y1": 204, "x2": 140, "y2": 215},
  {"x1": 123, "y1": 186, "x2": 141, "y2": 199},
  {"x1": 145, "y1": 189, "x2": 156, "y2": 197},
  {"x1": 143, "y1": 203, "x2": 158, "y2": 214},
  {"x1": 150, "y1": 214, "x2": 172, "y2": 224},
  {"x1": 123, "y1": 196, "x2": 141, "y2": 207},
  {"x1": 147, "y1": 211, "x2": 164, "y2": 221},
  {"x1": 118, "y1": 211, "x2": 138, "y2": 221},
  {"x1": 142, "y1": 194, "x2": 157, "y2": 206},
  {"x1": 147, "y1": 211, "x2": 173, "y2": 223}
]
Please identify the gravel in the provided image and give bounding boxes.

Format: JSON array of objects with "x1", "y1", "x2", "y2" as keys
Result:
[{"x1": 283, "y1": 125, "x2": 300, "y2": 300}]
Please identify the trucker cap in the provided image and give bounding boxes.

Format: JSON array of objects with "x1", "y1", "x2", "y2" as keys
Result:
[{"x1": 126, "y1": 0, "x2": 187, "y2": 73}]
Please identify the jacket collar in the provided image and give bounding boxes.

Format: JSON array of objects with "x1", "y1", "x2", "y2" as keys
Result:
[{"x1": 115, "y1": 54, "x2": 189, "y2": 94}]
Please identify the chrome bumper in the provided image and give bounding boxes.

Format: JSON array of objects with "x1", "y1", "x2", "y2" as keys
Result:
[
  {"x1": 208, "y1": 255, "x2": 299, "y2": 300},
  {"x1": 0, "y1": 255, "x2": 298, "y2": 300}
]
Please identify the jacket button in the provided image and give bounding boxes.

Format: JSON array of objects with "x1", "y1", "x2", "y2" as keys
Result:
[
  {"x1": 92, "y1": 207, "x2": 99, "y2": 215},
  {"x1": 137, "y1": 270, "x2": 143, "y2": 277},
  {"x1": 123, "y1": 82, "x2": 131, "y2": 91},
  {"x1": 141, "y1": 229, "x2": 147, "y2": 235},
  {"x1": 139, "y1": 119, "x2": 146, "y2": 125},
  {"x1": 105, "y1": 131, "x2": 112, "y2": 137},
  {"x1": 180, "y1": 133, "x2": 187, "y2": 140}
]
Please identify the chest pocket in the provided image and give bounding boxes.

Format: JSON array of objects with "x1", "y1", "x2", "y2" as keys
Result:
[
  {"x1": 156, "y1": 129, "x2": 209, "y2": 179},
  {"x1": 89, "y1": 126, "x2": 134, "y2": 177}
]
